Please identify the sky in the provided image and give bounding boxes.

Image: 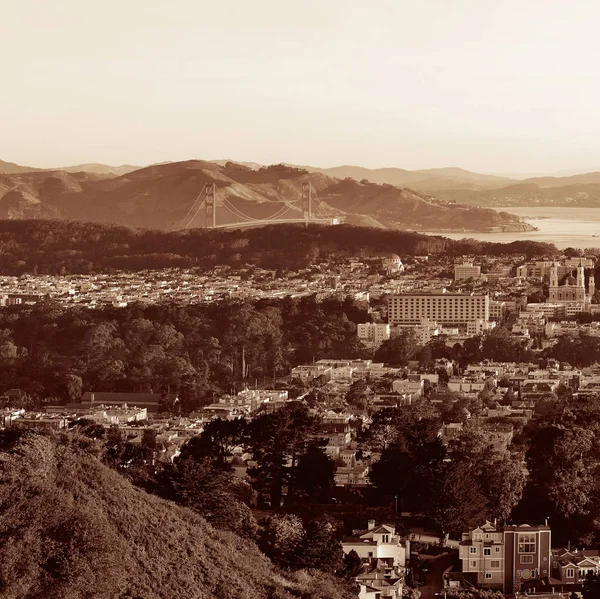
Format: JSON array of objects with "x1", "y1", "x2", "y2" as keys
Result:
[{"x1": 2, "y1": 0, "x2": 600, "y2": 175}]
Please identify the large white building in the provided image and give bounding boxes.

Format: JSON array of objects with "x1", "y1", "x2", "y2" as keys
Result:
[
  {"x1": 455, "y1": 261, "x2": 482, "y2": 281},
  {"x1": 388, "y1": 292, "x2": 490, "y2": 326}
]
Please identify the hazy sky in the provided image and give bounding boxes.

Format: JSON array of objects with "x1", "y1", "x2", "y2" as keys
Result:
[{"x1": 2, "y1": 0, "x2": 600, "y2": 174}]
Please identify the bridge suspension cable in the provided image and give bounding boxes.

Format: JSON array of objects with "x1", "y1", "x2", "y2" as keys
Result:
[
  {"x1": 178, "y1": 180, "x2": 329, "y2": 229},
  {"x1": 178, "y1": 185, "x2": 206, "y2": 230}
]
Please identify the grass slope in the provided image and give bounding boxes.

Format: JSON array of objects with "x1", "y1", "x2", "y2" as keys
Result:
[{"x1": 0, "y1": 432, "x2": 354, "y2": 599}]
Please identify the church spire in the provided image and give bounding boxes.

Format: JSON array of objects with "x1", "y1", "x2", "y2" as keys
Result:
[
  {"x1": 550, "y1": 262, "x2": 559, "y2": 288},
  {"x1": 577, "y1": 262, "x2": 585, "y2": 288}
]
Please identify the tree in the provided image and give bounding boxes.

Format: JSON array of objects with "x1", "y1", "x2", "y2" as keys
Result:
[
  {"x1": 369, "y1": 436, "x2": 447, "y2": 515},
  {"x1": 300, "y1": 518, "x2": 343, "y2": 573},
  {"x1": 342, "y1": 549, "x2": 363, "y2": 578},
  {"x1": 430, "y1": 461, "x2": 489, "y2": 536},
  {"x1": 445, "y1": 426, "x2": 525, "y2": 525},
  {"x1": 179, "y1": 417, "x2": 246, "y2": 469},
  {"x1": 63, "y1": 373, "x2": 83, "y2": 402},
  {"x1": 155, "y1": 456, "x2": 258, "y2": 539},
  {"x1": 374, "y1": 330, "x2": 420, "y2": 365},
  {"x1": 259, "y1": 514, "x2": 306, "y2": 569},
  {"x1": 359, "y1": 407, "x2": 402, "y2": 452},
  {"x1": 246, "y1": 404, "x2": 320, "y2": 507},
  {"x1": 293, "y1": 445, "x2": 335, "y2": 503},
  {"x1": 345, "y1": 379, "x2": 371, "y2": 410}
]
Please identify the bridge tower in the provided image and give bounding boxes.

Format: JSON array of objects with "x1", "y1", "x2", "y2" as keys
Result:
[
  {"x1": 205, "y1": 183, "x2": 217, "y2": 228},
  {"x1": 301, "y1": 182, "x2": 312, "y2": 226}
]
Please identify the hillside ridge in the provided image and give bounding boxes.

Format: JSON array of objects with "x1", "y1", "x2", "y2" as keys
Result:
[
  {"x1": 0, "y1": 431, "x2": 354, "y2": 599},
  {"x1": 0, "y1": 160, "x2": 530, "y2": 232}
]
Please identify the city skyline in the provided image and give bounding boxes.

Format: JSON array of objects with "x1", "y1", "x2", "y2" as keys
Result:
[{"x1": 2, "y1": 0, "x2": 600, "y2": 175}]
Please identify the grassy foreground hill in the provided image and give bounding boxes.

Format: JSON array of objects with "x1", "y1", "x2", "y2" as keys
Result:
[{"x1": 0, "y1": 431, "x2": 354, "y2": 599}]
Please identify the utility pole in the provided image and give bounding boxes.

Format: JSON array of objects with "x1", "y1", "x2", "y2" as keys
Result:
[{"x1": 205, "y1": 183, "x2": 216, "y2": 228}]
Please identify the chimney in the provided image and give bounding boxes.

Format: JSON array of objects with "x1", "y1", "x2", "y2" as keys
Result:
[
  {"x1": 368, "y1": 519, "x2": 376, "y2": 530},
  {"x1": 90, "y1": 392, "x2": 95, "y2": 405}
]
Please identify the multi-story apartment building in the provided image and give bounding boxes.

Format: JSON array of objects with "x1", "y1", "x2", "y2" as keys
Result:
[
  {"x1": 357, "y1": 323, "x2": 391, "y2": 344},
  {"x1": 388, "y1": 292, "x2": 489, "y2": 326},
  {"x1": 489, "y1": 300, "x2": 507, "y2": 321},
  {"x1": 459, "y1": 521, "x2": 551, "y2": 594},
  {"x1": 454, "y1": 262, "x2": 482, "y2": 281}
]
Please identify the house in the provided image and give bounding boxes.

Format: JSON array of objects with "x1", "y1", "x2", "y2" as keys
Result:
[
  {"x1": 552, "y1": 548, "x2": 600, "y2": 585},
  {"x1": 343, "y1": 520, "x2": 407, "y2": 599},
  {"x1": 342, "y1": 520, "x2": 407, "y2": 568},
  {"x1": 335, "y1": 462, "x2": 370, "y2": 486},
  {"x1": 356, "y1": 563, "x2": 404, "y2": 598},
  {"x1": 459, "y1": 520, "x2": 551, "y2": 594}
]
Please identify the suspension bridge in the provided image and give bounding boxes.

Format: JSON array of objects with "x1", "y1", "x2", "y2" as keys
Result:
[{"x1": 176, "y1": 182, "x2": 342, "y2": 230}]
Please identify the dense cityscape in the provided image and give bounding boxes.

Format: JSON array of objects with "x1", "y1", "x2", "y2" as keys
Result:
[
  {"x1": 5, "y1": 237, "x2": 600, "y2": 598},
  {"x1": 4, "y1": 1, "x2": 600, "y2": 597}
]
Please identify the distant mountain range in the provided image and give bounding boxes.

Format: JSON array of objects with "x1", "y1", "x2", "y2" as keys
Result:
[
  {"x1": 0, "y1": 159, "x2": 532, "y2": 232},
  {"x1": 3, "y1": 156, "x2": 600, "y2": 230},
  {"x1": 289, "y1": 164, "x2": 516, "y2": 191},
  {"x1": 217, "y1": 161, "x2": 600, "y2": 207}
]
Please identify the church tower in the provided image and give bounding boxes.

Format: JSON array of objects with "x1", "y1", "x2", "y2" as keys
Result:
[
  {"x1": 577, "y1": 261, "x2": 585, "y2": 288},
  {"x1": 550, "y1": 262, "x2": 559, "y2": 288},
  {"x1": 590, "y1": 272, "x2": 596, "y2": 299}
]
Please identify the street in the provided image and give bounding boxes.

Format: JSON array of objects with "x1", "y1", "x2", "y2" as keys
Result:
[{"x1": 417, "y1": 552, "x2": 457, "y2": 599}]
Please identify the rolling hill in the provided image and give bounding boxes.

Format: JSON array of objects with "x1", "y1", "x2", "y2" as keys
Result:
[
  {"x1": 0, "y1": 431, "x2": 354, "y2": 599},
  {"x1": 290, "y1": 163, "x2": 515, "y2": 191},
  {"x1": 0, "y1": 160, "x2": 531, "y2": 232},
  {"x1": 59, "y1": 163, "x2": 140, "y2": 176},
  {"x1": 430, "y1": 181, "x2": 600, "y2": 208},
  {"x1": 0, "y1": 159, "x2": 39, "y2": 175}
]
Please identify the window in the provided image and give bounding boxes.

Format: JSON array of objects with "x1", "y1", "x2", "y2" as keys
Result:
[
  {"x1": 484, "y1": 548, "x2": 491, "y2": 556},
  {"x1": 491, "y1": 561, "x2": 500, "y2": 569},
  {"x1": 567, "y1": 568, "x2": 575, "y2": 578},
  {"x1": 382, "y1": 535, "x2": 389, "y2": 543},
  {"x1": 521, "y1": 555, "x2": 534, "y2": 564},
  {"x1": 485, "y1": 573, "x2": 493, "y2": 579},
  {"x1": 495, "y1": 546, "x2": 501, "y2": 553},
  {"x1": 368, "y1": 552, "x2": 373, "y2": 558},
  {"x1": 471, "y1": 561, "x2": 477, "y2": 568},
  {"x1": 470, "y1": 547, "x2": 477, "y2": 554},
  {"x1": 518, "y1": 533, "x2": 536, "y2": 553}
]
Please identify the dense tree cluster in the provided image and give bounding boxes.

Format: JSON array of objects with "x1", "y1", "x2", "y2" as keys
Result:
[
  {"x1": 0, "y1": 296, "x2": 369, "y2": 409},
  {"x1": 517, "y1": 394, "x2": 600, "y2": 545},
  {"x1": 0, "y1": 220, "x2": 556, "y2": 275},
  {"x1": 365, "y1": 407, "x2": 525, "y2": 535}
]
